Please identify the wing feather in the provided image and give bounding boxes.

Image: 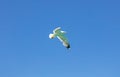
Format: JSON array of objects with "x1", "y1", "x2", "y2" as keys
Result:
[
  {"x1": 57, "y1": 35, "x2": 70, "y2": 49},
  {"x1": 51, "y1": 27, "x2": 70, "y2": 49},
  {"x1": 53, "y1": 27, "x2": 61, "y2": 34}
]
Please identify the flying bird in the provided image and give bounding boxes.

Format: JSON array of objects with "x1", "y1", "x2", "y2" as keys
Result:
[{"x1": 49, "y1": 27, "x2": 70, "y2": 49}]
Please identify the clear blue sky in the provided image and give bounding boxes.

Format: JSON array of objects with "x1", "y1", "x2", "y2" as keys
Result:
[{"x1": 0, "y1": 0, "x2": 120, "y2": 77}]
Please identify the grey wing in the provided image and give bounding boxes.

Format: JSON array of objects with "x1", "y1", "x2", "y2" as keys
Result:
[
  {"x1": 53, "y1": 27, "x2": 61, "y2": 34},
  {"x1": 57, "y1": 35, "x2": 70, "y2": 49}
]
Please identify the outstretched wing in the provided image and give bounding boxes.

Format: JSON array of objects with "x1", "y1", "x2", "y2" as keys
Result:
[
  {"x1": 53, "y1": 27, "x2": 61, "y2": 34},
  {"x1": 57, "y1": 34, "x2": 70, "y2": 49}
]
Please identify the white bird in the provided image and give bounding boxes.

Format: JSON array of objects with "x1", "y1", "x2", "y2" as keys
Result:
[{"x1": 49, "y1": 27, "x2": 70, "y2": 49}]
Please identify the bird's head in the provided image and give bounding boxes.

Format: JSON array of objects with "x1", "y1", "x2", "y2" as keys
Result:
[{"x1": 49, "y1": 33, "x2": 55, "y2": 39}]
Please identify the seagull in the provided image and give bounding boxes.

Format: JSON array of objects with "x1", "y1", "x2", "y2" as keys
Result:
[{"x1": 49, "y1": 27, "x2": 70, "y2": 49}]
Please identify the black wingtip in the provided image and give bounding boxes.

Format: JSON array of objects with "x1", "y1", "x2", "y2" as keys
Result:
[{"x1": 66, "y1": 44, "x2": 70, "y2": 49}]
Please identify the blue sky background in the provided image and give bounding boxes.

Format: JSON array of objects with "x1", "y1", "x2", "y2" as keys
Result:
[{"x1": 0, "y1": 0, "x2": 120, "y2": 77}]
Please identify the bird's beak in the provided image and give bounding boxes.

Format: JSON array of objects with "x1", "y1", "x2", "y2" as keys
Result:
[
  {"x1": 50, "y1": 36, "x2": 55, "y2": 39},
  {"x1": 49, "y1": 33, "x2": 55, "y2": 39}
]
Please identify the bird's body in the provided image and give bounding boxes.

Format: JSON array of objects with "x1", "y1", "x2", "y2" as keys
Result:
[{"x1": 49, "y1": 27, "x2": 70, "y2": 49}]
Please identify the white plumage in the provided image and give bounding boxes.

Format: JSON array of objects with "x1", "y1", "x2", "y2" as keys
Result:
[{"x1": 49, "y1": 27, "x2": 70, "y2": 49}]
